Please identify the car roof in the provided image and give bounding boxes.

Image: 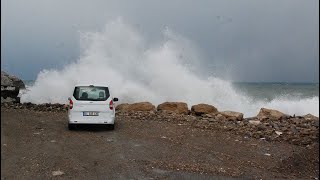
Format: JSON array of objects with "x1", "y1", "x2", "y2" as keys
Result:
[{"x1": 74, "y1": 84, "x2": 109, "y2": 87}]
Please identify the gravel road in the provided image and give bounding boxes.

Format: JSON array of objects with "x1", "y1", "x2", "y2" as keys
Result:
[{"x1": 1, "y1": 108, "x2": 319, "y2": 179}]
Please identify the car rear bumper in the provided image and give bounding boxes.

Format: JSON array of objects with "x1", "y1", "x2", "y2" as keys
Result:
[{"x1": 68, "y1": 117, "x2": 115, "y2": 125}]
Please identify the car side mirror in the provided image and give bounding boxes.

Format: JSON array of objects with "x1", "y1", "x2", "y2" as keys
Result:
[{"x1": 113, "y1": 97, "x2": 119, "y2": 102}]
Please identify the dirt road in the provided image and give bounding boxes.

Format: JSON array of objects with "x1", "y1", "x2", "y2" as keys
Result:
[{"x1": 1, "y1": 108, "x2": 319, "y2": 179}]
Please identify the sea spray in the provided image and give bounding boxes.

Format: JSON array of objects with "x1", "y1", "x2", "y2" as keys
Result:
[{"x1": 21, "y1": 18, "x2": 319, "y2": 117}]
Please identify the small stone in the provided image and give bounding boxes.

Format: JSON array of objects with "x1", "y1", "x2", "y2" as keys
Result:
[
  {"x1": 314, "y1": 120, "x2": 319, "y2": 127},
  {"x1": 300, "y1": 129, "x2": 310, "y2": 135},
  {"x1": 208, "y1": 118, "x2": 216, "y2": 122},
  {"x1": 206, "y1": 113, "x2": 215, "y2": 118},
  {"x1": 52, "y1": 170, "x2": 64, "y2": 176},
  {"x1": 257, "y1": 124, "x2": 266, "y2": 131},
  {"x1": 291, "y1": 126, "x2": 298, "y2": 134},
  {"x1": 272, "y1": 123, "x2": 280, "y2": 130},
  {"x1": 249, "y1": 120, "x2": 261, "y2": 125}
]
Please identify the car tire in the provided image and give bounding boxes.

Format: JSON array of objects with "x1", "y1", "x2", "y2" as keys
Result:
[
  {"x1": 109, "y1": 124, "x2": 115, "y2": 130},
  {"x1": 68, "y1": 124, "x2": 75, "y2": 130}
]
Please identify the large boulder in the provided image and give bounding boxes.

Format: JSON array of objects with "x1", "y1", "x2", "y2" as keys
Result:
[
  {"x1": 127, "y1": 102, "x2": 156, "y2": 112},
  {"x1": 1, "y1": 71, "x2": 25, "y2": 103},
  {"x1": 157, "y1": 102, "x2": 189, "y2": 115},
  {"x1": 256, "y1": 108, "x2": 286, "y2": 120},
  {"x1": 218, "y1": 111, "x2": 244, "y2": 121},
  {"x1": 191, "y1": 103, "x2": 218, "y2": 116},
  {"x1": 115, "y1": 103, "x2": 130, "y2": 112},
  {"x1": 1, "y1": 71, "x2": 25, "y2": 89},
  {"x1": 303, "y1": 114, "x2": 319, "y2": 120}
]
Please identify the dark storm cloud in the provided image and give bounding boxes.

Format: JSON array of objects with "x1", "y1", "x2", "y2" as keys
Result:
[{"x1": 1, "y1": 0, "x2": 318, "y2": 82}]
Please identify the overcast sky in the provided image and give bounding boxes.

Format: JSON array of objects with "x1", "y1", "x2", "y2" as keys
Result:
[{"x1": 1, "y1": 0, "x2": 319, "y2": 82}]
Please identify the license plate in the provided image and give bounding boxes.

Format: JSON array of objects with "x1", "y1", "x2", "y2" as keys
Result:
[{"x1": 83, "y1": 111, "x2": 99, "y2": 116}]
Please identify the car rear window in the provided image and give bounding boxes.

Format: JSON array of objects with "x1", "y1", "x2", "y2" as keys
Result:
[{"x1": 73, "y1": 86, "x2": 110, "y2": 101}]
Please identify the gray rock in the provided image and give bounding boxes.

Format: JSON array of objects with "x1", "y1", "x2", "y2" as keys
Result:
[
  {"x1": 257, "y1": 124, "x2": 267, "y2": 131},
  {"x1": 314, "y1": 120, "x2": 319, "y2": 127},
  {"x1": 1, "y1": 71, "x2": 25, "y2": 89},
  {"x1": 270, "y1": 122, "x2": 280, "y2": 130},
  {"x1": 1, "y1": 71, "x2": 25, "y2": 103},
  {"x1": 291, "y1": 126, "x2": 298, "y2": 134}
]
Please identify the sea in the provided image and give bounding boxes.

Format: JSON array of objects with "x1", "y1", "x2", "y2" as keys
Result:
[
  {"x1": 21, "y1": 80, "x2": 319, "y2": 117},
  {"x1": 23, "y1": 80, "x2": 319, "y2": 101},
  {"x1": 232, "y1": 82, "x2": 319, "y2": 101}
]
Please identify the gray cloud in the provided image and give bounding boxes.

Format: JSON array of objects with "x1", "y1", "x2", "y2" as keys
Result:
[{"x1": 2, "y1": 0, "x2": 318, "y2": 82}]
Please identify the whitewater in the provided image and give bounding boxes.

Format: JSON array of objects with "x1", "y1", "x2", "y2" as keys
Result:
[{"x1": 21, "y1": 18, "x2": 319, "y2": 117}]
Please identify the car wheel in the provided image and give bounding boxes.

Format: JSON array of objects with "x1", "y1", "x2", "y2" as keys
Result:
[
  {"x1": 68, "y1": 124, "x2": 75, "y2": 130},
  {"x1": 109, "y1": 124, "x2": 115, "y2": 130}
]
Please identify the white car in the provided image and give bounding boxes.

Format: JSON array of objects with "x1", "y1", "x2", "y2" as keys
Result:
[{"x1": 67, "y1": 84, "x2": 118, "y2": 130}]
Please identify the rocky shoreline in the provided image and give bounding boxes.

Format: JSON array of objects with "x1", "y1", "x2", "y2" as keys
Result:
[{"x1": 1, "y1": 101, "x2": 319, "y2": 148}]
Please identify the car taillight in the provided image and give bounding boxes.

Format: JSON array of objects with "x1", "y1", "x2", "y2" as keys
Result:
[
  {"x1": 109, "y1": 100, "x2": 113, "y2": 110},
  {"x1": 69, "y1": 99, "x2": 73, "y2": 109}
]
